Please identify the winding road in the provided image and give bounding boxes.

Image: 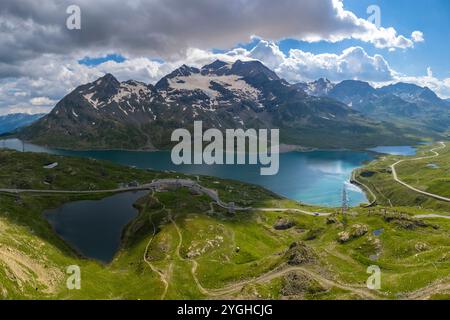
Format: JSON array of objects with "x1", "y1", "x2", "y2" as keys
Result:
[
  {"x1": 2, "y1": 176, "x2": 449, "y2": 220},
  {"x1": 390, "y1": 142, "x2": 450, "y2": 203},
  {"x1": 0, "y1": 178, "x2": 333, "y2": 217}
]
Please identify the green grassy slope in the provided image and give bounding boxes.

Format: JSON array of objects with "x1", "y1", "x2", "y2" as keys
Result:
[{"x1": 354, "y1": 141, "x2": 450, "y2": 212}]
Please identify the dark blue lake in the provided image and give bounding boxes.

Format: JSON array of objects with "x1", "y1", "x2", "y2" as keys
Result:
[{"x1": 44, "y1": 191, "x2": 147, "y2": 263}]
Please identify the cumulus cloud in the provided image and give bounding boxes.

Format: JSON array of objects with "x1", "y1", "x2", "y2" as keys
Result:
[
  {"x1": 30, "y1": 96, "x2": 57, "y2": 106},
  {"x1": 221, "y1": 40, "x2": 395, "y2": 83},
  {"x1": 0, "y1": 0, "x2": 422, "y2": 71},
  {"x1": 280, "y1": 46, "x2": 394, "y2": 82},
  {"x1": 243, "y1": 41, "x2": 450, "y2": 98},
  {"x1": 411, "y1": 31, "x2": 425, "y2": 43}
]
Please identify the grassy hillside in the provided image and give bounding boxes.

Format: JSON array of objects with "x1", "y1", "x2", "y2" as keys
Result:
[
  {"x1": 0, "y1": 150, "x2": 449, "y2": 299},
  {"x1": 354, "y1": 141, "x2": 450, "y2": 212},
  {"x1": 394, "y1": 143, "x2": 450, "y2": 198}
]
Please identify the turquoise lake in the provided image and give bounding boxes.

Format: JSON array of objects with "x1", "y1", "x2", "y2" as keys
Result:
[
  {"x1": 0, "y1": 138, "x2": 415, "y2": 207},
  {"x1": 367, "y1": 145, "x2": 416, "y2": 156}
]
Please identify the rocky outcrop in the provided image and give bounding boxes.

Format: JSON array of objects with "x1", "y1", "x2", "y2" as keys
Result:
[
  {"x1": 415, "y1": 242, "x2": 430, "y2": 252},
  {"x1": 338, "y1": 224, "x2": 368, "y2": 243},
  {"x1": 284, "y1": 241, "x2": 317, "y2": 265},
  {"x1": 383, "y1": 212, "x2": 438, "y2": 230},
  {"x1": 273, "y1": 218, "x2": 295, "y2": 230},
  {"x1": 281, "y1": 271, "x2": 326, "y2": 296},
  {"x1": 326, "y1": 216, "x2": 338, "y2": 224}
]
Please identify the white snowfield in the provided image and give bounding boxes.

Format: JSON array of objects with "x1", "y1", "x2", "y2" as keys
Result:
[{"x1": 168, "y1": 73, "x2": 261, "y2": 101}]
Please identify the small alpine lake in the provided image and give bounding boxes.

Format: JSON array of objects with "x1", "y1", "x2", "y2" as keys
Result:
[{"x1": 44, "y1": 191, "x2": 147, "y2": 263}]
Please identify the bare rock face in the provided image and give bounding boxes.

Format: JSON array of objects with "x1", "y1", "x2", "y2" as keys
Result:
[
  {"x1": 383, "y1": 212, "x2": 437, "y2": 230},
  {"x1": 352, "y1": 224, "x2": 369, "y2": 237},
  {"x1": 326, "y1": 216, "x2": 338, "y2": 224},
  {"x1": 415, "y1": 242, "x2": 430, "y2": 252},
  {"x1": 337, "y1": 231, "x2": 351, "y2": 243},
  {"x1": 273, "y1": 218, "x2": 295, "y2": 230},
  {"x1": 338, "y1": 224, "x2": 368, "y2": 243},
  {"x1": 281, "y1": 271, "x2": 326, "y2": 297},
  {"x1": 285, "y1": 241, "x2": 316, "y2": 265}
]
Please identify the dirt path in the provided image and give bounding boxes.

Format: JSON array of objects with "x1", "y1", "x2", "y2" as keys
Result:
[
  {"x1": 391, "y1": 142, "x2": 450, "y2": 203},
  {"x1": 190, "y1": 262, "x2": 382, "y2": 299},
  {"x1": 142, "y1": 195, "x2": 170, "y2": 300},
  {"x1": 247, "y1": 207, "x2": 332, "y2": 216},
  {"x1": 405, "y1": 278, "x2": 450, "y2": 300},
  {"x1": 414, "y1": 214, "x2": 450, "y2": 220},
  {"x1": 143, "y1": 213, "x2": 169, "y2": 300},
  {"x1": 168, "y1": 210, "x2": 213, "y2": 298}
]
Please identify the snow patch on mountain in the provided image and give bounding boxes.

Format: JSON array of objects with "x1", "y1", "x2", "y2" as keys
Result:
[
  {"x1": 167, "y1": 73, "x2": 261, "y2": 101},
  {"x1": 83, "y1": 92, "x2": 100, "y2": 109}
]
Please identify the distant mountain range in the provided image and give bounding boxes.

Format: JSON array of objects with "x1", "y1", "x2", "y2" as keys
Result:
[
  {"x1": 297, "y1": 78, "x2": 450, "y2": 133},
  {"x1": 0, "y1": 113, "x2": 45, "y2": 135},
  {"x1": 19, "y1": 60, "x2": 447, "y2": 150}
]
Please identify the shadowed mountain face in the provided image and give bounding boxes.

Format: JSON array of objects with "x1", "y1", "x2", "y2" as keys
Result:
[
  {"x1": 0, "y1": 113, "x2": 45, "y2": 134},
  {"x1": 20, "y1": 60, "x2": 426, "y2": 150}
]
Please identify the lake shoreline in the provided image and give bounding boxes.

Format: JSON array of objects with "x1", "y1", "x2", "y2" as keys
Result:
[{"x1": 10, "y1": 137, "x2": 424, "y2": 154}]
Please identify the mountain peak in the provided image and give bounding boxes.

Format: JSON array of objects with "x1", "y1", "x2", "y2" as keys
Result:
[
  {"x1": 201, "y1": 60, "x2": 230, "y2": 75},
  {"x1": 333, "y1": 80, "x2": 376, "y2": 94},
  {"x1": 96, "y1": 73, "x2": 120, "y2": 85},
  {"x1": 166, "y1": 64, "x2": 200, "y2": 79},
  {"x1": 229, "y1": 59, "x2": 280, "y2": 81},
  {"x1": 204, "y1": 59, "x2": 229, "y2": 69},
  {"x1": 317, "y1": 78, "x2": 331, "y2": 84},
  {"x1": 379, "y1": 82, "x2": 442, "y2": 104}
]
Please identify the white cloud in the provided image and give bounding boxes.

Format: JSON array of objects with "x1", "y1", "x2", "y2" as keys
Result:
[
  {"x1": 217, "y1": 40, "x2": 450, "y2": 99},
  {"x1": 0, "y1": 0, "x2": 423, "y2": 71},
  {"x1": 217, "y1": 40, "x2": 395, "y2": 83},
  {"x1": 392, "y1": 70, "x2": 450, "y2": 99},
  {"x1": 281, "y1": 46, "x2": 394, "y2": 82},
  {"x1": 411, "y1": 31, "x2": 425, "y2": 43},
  {"x1": 30, "y1": 96, "x2": 57, "y2": 106}
]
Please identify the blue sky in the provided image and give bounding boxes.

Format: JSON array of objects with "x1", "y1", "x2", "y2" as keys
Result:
[
  {"x1": 344, "y1": 0, "x2": 449, "y2": 78},
  {"x1": 79, "y1": 54, "x2": 126, "y2": 67}
]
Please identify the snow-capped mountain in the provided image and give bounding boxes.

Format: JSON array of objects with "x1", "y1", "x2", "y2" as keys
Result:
[
  {"x1": 294, "y1": 78, "x2": 335, "y2": 97},
  {"x1": 20, "y1": 60, "x2": 422, "y2": 150}
]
